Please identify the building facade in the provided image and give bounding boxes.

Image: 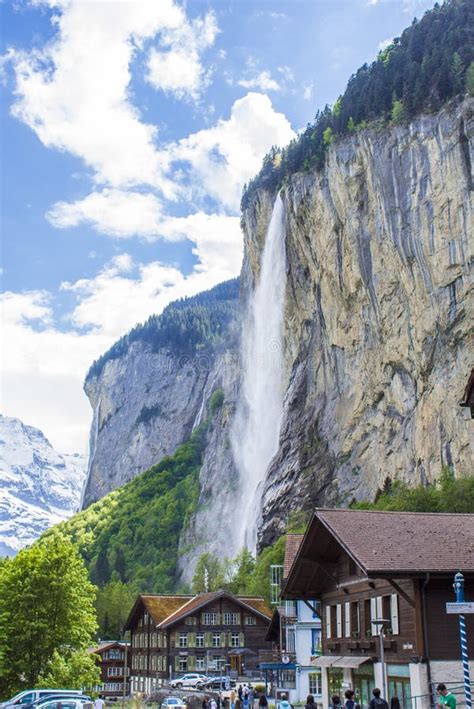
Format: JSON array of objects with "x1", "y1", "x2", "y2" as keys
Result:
[
  {"x1": 282, "y1": 510, "x2": 474, "y2": 709},
  {"x1": 89, "y1": 641, "x2": 131, "y2": 698},
  {"x1": 124, "y1": 591, "x2": 272, "y2": 694}
]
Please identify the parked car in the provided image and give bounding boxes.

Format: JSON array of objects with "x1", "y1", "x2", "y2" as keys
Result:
[
  {"x1": 204, "y1": 677, "x2": 235, "y2": 690},
  {"x1": 35, "y1": 701, "x2": 90, "y2": 709},
  {"x1": 169, "y1": 674, "x2": 208, "y2": 689},
  {"x1": 0, "y1": 692, "x2": 85, "y2": 709},
  {"x1": 32, "y1": 697, "x2": 91, "y2": 708},
  {"x1": 161, "y1": 698, "x2": 187, "y2": 709}
]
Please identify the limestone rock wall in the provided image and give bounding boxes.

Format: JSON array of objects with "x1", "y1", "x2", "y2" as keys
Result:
[{"x1": 241, "y1": 99, "x2": 473, "y2": 547}]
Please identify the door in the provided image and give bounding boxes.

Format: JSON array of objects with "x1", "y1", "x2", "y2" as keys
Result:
[{"x1": 230, "y1": 655, "x2": 242, "y2": 675}]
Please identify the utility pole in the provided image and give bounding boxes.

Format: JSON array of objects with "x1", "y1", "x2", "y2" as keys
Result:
[
  {"x1": 453, "y1": 572, "x2": 472, "y2": 709},
  {"x1": 372, "y1": 619, "x2": 389, "y2": 702}
]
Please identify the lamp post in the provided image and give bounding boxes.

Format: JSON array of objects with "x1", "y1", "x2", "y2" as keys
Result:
[
  {"x1": 372, "y1": 619, "x2": 390, "y2": 703},
  {"x1": 453, "y1": 572, "x2": 472, "y2": 709}
]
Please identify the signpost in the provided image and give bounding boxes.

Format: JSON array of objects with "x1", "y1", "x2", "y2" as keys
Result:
[{"x1": 449, "y1": 572, "x2": 472, "y2": 709}]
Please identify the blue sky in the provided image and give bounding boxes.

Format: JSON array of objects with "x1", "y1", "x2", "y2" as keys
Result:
[{"x1": 0, "y1": 0, "x2": 436, "y2": 453}]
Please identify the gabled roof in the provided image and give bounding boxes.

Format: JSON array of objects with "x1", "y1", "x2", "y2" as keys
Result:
[
  {"x1": 283, "y1": 509, "x2": 474, "y2": 598},
  {"x1": 283, "y1": 534, "x2": 304, "y2": 580},
  {"x1": 89, "y1": 640, "x2": 128, "y2": 654},
  {"x1": 158, "y1": 590, "x2": 272, "y2": 629},
  {"x1": 124, "y1": 594, "x2": 192, "y2": 630}
]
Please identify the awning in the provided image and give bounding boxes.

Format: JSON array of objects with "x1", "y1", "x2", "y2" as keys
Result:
[
  {"x1": 311, "y1": 656, "x2": 371, "y2": 668},
  {"x1": 228, "y1": 648, "x2": 257, "y2": 656},
  {"x1": 259, "y1": 663, "x2": 297, "y2": 670}
]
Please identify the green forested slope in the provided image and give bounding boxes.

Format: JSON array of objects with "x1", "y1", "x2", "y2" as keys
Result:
[{"x1": 242, "y1": 0, "x2": 474, "y2": 208}]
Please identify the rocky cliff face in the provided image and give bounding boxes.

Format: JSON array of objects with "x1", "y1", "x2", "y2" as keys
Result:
[
  {"x1": 241, "y1": 99, "x2": 473, "y2": 547},
  {"x1": 0, "y1": 415, "x2": 86, "y2": 555},
  {"x1": 81, "y1": 281, "x2": 240, "y2": 508}
]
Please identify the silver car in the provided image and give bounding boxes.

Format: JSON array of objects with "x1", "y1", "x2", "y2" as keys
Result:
[{"x1": 161, "y1": 698, "x2": 187, "y2": 709}]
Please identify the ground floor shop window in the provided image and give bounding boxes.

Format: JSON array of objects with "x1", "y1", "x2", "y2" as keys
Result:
[
  {"x1": 387, "y1": 665, "x2": 411, "y2": 709},
  {"x1": 280, "y1": 670, "x2": 296, "y2": 689},
  {"x1": 352, "y1": 664, "x2": 375, "y2": 709},
  {"x1": 309, "y1": 671, "x2": 322, "y2": 695},
  {"x1": 328, "y1": 668, "x2": 343, "y2": 699}
]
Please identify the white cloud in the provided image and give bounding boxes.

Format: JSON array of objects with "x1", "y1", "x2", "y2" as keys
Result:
[
  {"x1": 170, "y1": 92, "x2": 295, "y2": 211},
  {"x1": 303, "y1": 84, "x2": 314, "y2": 101},
  {"x1": 146, "y1": 10, "x2": 219, "y2": 100},
  {"x1": 47, "y1": 189, "x2": 166, "y2": 239},
  {"x1": 7, "y1": 0, "x2": 206, "y2": 192},
  {"x1": 237, "y1": 71, "x2": 281, "y2": 92},
  {"x1": 278, "y1": 65, "x2": 295, "y2": 83}
]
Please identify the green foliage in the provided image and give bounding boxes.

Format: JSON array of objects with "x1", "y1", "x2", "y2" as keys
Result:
[
  {"x1": 242, "y1": 0, "x2": 473, "y2": 210},
  {"x1": 0, "y1": 535, "x2": 97, "y2": 698},
  {"x1": 95, "y1": 578, "x2": 136, "y2": 639},
  {"x1": 391, "y1": 99, "x2": 406, "y2": 124},
  {"x1": 227, "y1": 550, "x2": 256, "y2": 595},
  {"x1": 191, "y1": 552, "x2": 229, "y2": 594},
  {"x1": 209, "y1": 388, "x2": 225, "y2": 415},
  {"x1": 467, "y1": 61, "x2": 474, "y2": 96},
  {"x1": 352, "y1": 467, "x2": 474, "y2": 513},
  {"x1": 36, "y1": 650, "x2": 101, "y2": 694},
  {"x1": 88, "y1": 279, "x2": 239, "y2": 380},
  {"x1": 45, "y1": 421, "x2": 210, "y2": 594}
]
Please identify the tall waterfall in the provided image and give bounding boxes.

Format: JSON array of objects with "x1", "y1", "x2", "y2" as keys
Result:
[
  {"x1": 231, "y1": 193, "x2": 287, "y2": 552},
  {"x1": 79, "y1": 398, "x2": 101, "y2": 509}
]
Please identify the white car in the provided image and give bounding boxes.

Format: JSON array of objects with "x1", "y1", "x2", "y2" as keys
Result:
[
  {"x1": 0, "y1": 692, "x2": 84, "y2": 709},
  {"x1": 37, "y1": 701, "x2": 90, "y2": 709},
  {"x1": 169, "y1": 674, "x2": 208, "y2": 689},
  {"x1": 161, "y1": 698, "x2": 187, "y2": 709}
]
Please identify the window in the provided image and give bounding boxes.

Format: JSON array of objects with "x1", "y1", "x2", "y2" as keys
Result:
[
  {"x1": 230, "y1": 633, "x2": 240, "y2": 647},
  {"x1": 223, "y1": 612, "x2": 239, "y2": 625},
  {"x1": 309, "y1": 671, "x2": 322, "y2": 695},
  {"x1": 196, "y1": 633, "x2": 204, "y2": 648},
  {"x1": 179, "y1": 633, "x2": 188, "y2": 648},
  {"x1": 178, "y1": 658, "x2": 188, "y2": 672},
  {"x1": 280, "y1": 670, "x2": 296, "y2": 688},
  {"x1": 390, "y1": 594, "x2": 399, "y2": 635},
  {"x1": 144, "y1": 612, "x2": 149, "y2": 624},
  {"x1": 108, "y1": 667, "x2": 123, "y2": 677},
  {"x1": 270, "y1": 565, "x2": 283, "y2": 605},
  {"x1": 185, "y1": 616, "x2": 196, "y2": 625},
  {"x1": 203, "y1": 612, "x2": 217, "y2": 625},
  {"x1": 245, "y1": 616, "x2": 256, "y2": 625},
  {"x1": 196, "y1": 657, "x2": 205, "y2": 670},
  {"x1": 212, "y1": 632, "x2": 221, "y2": 647},
  {"x1": 311, "y1": 628, "x2": 321, "y2": 655},
  {"x1": 286, "y1": 628, "x2": 296, "y2": 653}
]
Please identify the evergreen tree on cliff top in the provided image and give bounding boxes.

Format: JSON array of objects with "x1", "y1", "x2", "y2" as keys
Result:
[{"x1": 0, "y1": 534, "x2": 97, "y2": 697}]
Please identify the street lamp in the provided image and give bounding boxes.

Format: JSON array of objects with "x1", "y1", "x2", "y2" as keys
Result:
[
  {"x1": 372, "y1": 619, "x2": 390, "y2": 702},
  {"x1": 453, "y1": 572, "x2": 472, "y2": 709}
]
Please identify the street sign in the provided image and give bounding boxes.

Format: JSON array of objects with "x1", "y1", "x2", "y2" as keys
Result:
[{"x1": 446, "y1": 602, "x2": 474, "y2": 614}]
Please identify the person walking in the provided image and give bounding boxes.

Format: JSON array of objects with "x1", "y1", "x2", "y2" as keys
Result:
[
  {"x1": 344, "y1": 690, "x2": 360, "y2": 709},
  {"x1": 238, "y1": 686, "x2": 243, "y2": 702},
  {"x1": 277, "y1": 694, "x2": 292, "y2": 709},
  {"x1": 370, "y1": 689, "x2": 389, "y2": 709},
  {"x1": 94, "y1": 697, "x2": 104, "y2": 709},
  {"x1": 248, "y1": 687, "x2": 254, "y2": 707},
  {"x1": 437, "y1": 684, "x2": 457, "y2": 709},
  {"x1": 230, "y1": 690, "x2": 236, "y2": 709},
  {"x1": 258, "y1": 696, "x2": 268, "y2": 709},
  {"x1": 330, "y1": 696, "x2": 342, "y2": 709},
  {"x1": 305, "y1": 694, "x2": 317, "y2": 709}
]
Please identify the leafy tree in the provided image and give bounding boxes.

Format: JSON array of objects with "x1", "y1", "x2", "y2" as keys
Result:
[
  {"x1": 391, "y1": 99, "x2": 406, "y2": 124},
  {"x1": 36, "y1": 650, "x2": 101, "y2": 693},
  {"x1": 228, "y1": 550, "x2": 256, "y2": 595},
  {"x1": 451, "y1": 51, "x2": 464, "y2": 93},
  {"x1": 323, "y1": 127, "x2": 335, "y2": 147},
  {"x1": 0, "y1": 535, "x2": 97, "y2": 696},
  {"x1": 95, "y1": 579, "x2": 135, "y2": 639},
  {"x1": 191, "y1": 553, "x2": 227, "y2": 594},
  {"x1": 467, "y1": 61, "x2": 474, "y2": 97}
]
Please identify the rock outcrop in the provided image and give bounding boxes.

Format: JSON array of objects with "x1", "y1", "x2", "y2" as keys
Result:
[{"x1": 240, "y1": 99, "x2": 473, "y2": 547}]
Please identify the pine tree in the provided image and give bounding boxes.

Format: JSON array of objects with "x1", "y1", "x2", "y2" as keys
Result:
[{"x1": 466, "y1": 62, "x2": 474, "y2": 97}]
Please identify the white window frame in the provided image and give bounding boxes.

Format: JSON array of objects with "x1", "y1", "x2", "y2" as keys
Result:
[
  {"x1": 230, "y1": 633, "x2": 240, "y2": 648},
  {"x1": 245, "y1": 616, "x2": 256, "y2": 626},
  {"x1": 325, "y1": 605, "x2": 332, "y2": 639},
  {"x1": 390, "y1": 594, "x2": 399, "y2": 635},
  {"x1": 309, "y1": 671, "x2": 322, "y2": 695},
  {"x1": 195, "y1": 633, "x2": 204, "y2": 648},
  {"x1": 203, "y1": 612, "x2": 217, "y2": 625},
  {"x1": 223, "y1": 612, "x2": 238, "y2": 625},
  {"x1": 336, "y1": 604, "x2": 342, "y2": 638},
  {"x1": 179, "y1": 633, "x2": 188, "y2": 648},
  {"x1": 212, "y1": 632, "x2": 221, "y2": 647}
]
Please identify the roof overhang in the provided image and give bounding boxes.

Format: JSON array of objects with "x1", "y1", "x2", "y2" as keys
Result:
[{"x1": 311, "y1": 656, "x2": 371, "y2": 668}]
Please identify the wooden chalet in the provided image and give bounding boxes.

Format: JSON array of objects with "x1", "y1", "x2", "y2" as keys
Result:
[
  {"x1": 282, "y1": 509, "x2": 474, "y2": 709},
  {"x1": 124, "y1": 590, "x2": 272, "y2": 694},
  {"x1": 89, "y1": 641, "x2": 131, "y2": 698}
]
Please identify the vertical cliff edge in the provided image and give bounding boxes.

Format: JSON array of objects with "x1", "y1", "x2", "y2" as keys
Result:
[{"x1": 240, "y1": 99, "x2": 473, "y2": 548}]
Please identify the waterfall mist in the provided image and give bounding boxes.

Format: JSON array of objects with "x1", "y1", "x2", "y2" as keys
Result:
[{"x1": 231, "y1": 193, "x2": 287, "y2": 553}]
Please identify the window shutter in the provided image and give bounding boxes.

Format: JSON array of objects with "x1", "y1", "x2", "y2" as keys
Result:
[
  {"x1": 220, "y1": 632, "x2": 226, "y2": 647},
  {"x1": 188, "y1": 632, "x2": 196, "y2": 648},
  {"x1": 344, "y1": 602, "x2": 351, "y2": 637},
  {"x1": 236, "y1": 612, "x2": 241, "y2": 625},
  {"x1": 370, "y1": 598, "x2": 377, "y2": 635},
  {"x1": 205, "y1": 632, "x2": 212, "y2": 647},
  {"x1": 239, "y1": 632, "x2": 245, "y2": 647},
  {"x1": 325, "y1": 606, "x2": 331, "y2": 639},
  {"x1": 376, "y1": 596, "x2": 383, "y2": 621},
  {"x1": 336, "y1": 604, "x2": 342, "y2": 638},
  {"x1": 188, "y1": 655, "x2": 196, "y2": 670},
  {"x1": 390, "y1": 594, "x2": 399, "y2": 635},
  {"x1": 174, "y1": 631, "x2": 179, "y2": 647},
  {"x1": 174, "y1": 656, "x2": 180, "y2": 671}
]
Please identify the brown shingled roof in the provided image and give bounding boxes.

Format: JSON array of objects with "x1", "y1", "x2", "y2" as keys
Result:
[
  {"x1": 158, "y1": 590, "x2": 272, "y2": 628},
  {"x1": 284, "y1": 534, "x2": 304, "y2": 580},
  {"x1": 124, "y1": 594, "x2": 192, "y2": 630},
  {"x1": 317, "y1": 509, "x2": 474, "y2": 574}
]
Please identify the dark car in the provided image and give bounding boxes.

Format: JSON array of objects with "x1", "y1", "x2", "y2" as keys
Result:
[{"x1": 204, "y1": 678, "x2": 235, "y2": 691}]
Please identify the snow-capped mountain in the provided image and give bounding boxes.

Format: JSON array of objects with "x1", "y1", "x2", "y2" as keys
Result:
[{"x1": 0, "y1": 414, "x2": 86, "y2": 556}]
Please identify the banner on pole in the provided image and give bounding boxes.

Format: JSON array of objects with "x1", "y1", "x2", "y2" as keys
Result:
[{"x1": 446, "y1": 602, "x2": 474, "y2": 614}]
